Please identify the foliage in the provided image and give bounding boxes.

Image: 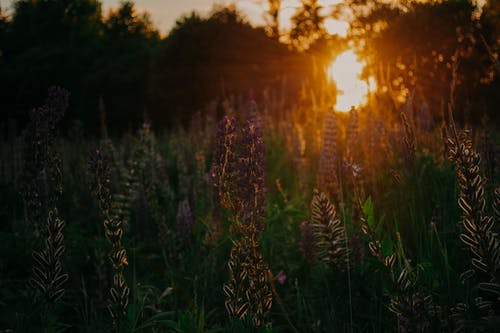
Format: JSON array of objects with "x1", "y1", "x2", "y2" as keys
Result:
[
  {"x1": 264, "y1": 0, "x2": 281, "y2": 39},
  {"x1": 31, "y1": 209, "x2": 69, "y2": 303},
  {"x1": 289, "y1": 0, "x2": 326, "y2": 51},
  {"x1": 337, "y1": 0, "x2": 500, "y2": 125},
  {"x1": 1, "y1": 1, "x2": 500, "y2": 332},
  {"x1": 149, "y1": 6, "x2": 299, "y2": 126},
  {"x1": 310, "y1": 190, "x2": 348, "y2": 269},
  {"x1": 89, "y1": 148, "x2": 130, "y2": 327}
]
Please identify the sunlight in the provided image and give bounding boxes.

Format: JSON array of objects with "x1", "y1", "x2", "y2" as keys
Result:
[
  {"x1": 328, "y1": 50, "x2": 375, "y2": 112},
  {"x1": 324, "y1": 18, "x2": 349, "y2": 37}
]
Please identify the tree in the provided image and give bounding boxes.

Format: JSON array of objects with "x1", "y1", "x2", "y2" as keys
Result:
[
  {"x1": 1, "y1": 0, "x2": 104, "y2": 126},
  {"x1": 7, "y1": 0, "x2": 102, "y2": 52},
  {"x1": 481, "y1": 0, "x2": 500, "y2": 72},
  {"x1": 0, "y1": 0, "x2": 162, "y2": 132},
  {"x1": 90, "y1": 0, "x2": 159, "y2": 130},
  {"x1": 289, "y1": 0, "x2": 326, "y2": 51},
  {"x1": 264, "y1": 0, "x2": 281, "y2": 40},
  {"x1": 0, "y1": 5, "x2": 8, "y2": 65},
  {"x1": 105, "y1": 0, "x2": 158, "y2": 40},
  {"x1": 332, "y1": 0, "x2": 498, "y2": 124},
  {"x1": 149, "y1": 5, "x2": 301, "y2": 126}
]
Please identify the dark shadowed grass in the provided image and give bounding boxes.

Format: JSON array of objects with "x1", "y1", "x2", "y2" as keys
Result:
[{"x1": 0, "y1": 91, "x2": 499, "y2": 332}]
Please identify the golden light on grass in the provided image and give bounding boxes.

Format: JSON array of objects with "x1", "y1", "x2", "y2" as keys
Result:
[{"x1": 328, "y1": 50, "x2": 376, "y2": 112}]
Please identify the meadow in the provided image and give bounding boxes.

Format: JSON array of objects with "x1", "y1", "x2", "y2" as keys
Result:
[
  {"x1": 0, "y1": 80, "x2": 498, "y2": 332},
  {"x1": 1, "y1": 1, "x2": 500, "y2": 332}
]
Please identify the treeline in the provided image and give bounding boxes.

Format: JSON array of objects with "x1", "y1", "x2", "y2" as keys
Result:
[
  {"x1": 347, "y1": 0, "x2": 500, "y2": 126},
  {"x1": 0, "y1": 0, "x2": 499, "y2": 133},
  {"x1": 0, "y1": 1, "x2": 315, "y2": 133}
]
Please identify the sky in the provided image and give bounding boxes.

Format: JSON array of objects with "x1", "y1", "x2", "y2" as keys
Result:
[{"x1": 0, "y1": 0, "x2": 348, "y2": 36}]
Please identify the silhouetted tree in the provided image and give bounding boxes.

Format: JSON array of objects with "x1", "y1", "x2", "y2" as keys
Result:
[
  {"x1": 290, "y1": 0, "x2": 326, "y2": 51},
  {"x1": 0, "y1": 0, "x2": 160, "y2": 133},
  {"x1": 93, "y1": 0, "x2": 159, "y2": 130},
  {"x1": 149, "y1": 5, "x2": 302, "y2": 127},
  {"x1": 482, "y1": 0, "x2": 500, "y2": 73},
  {"x1": 105, "y1": 0, "x2": 158, "y2": 40},
  {"x1": 1, "y1": 0, "x2": 104, "y2": 126},
  {"x1": 264, "y1": 0, "x2": 281, "y2": 39},
  {"x1": 2, "y1": 0, "x2": 497, "y2": 132},
  {"x1": 0, "y1": 5, "x2": 8, "y2": 65},
  {"x1": 333, "y1": 0, "x2": 499, "y2": 125}
]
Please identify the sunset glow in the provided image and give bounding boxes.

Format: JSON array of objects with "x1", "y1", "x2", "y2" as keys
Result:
[
  {"x1": 328, "y1": 50, "x2": 375, "y2": 112},
  {"x1": 324, "y1": 18, "x2": 349, "y2": 37}
]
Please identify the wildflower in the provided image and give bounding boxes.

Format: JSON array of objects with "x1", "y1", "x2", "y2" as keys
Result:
[
  {"x1": 235, "y1": 111, "x2": 267, "y2": 234},
  {"x1": 351, "y1": 163, "x2": 362, "y2": 178},
  {"x1": 311, "y1": 190, "x2": 349, "y2": 269},
  {"x1": 390, "y1": 292, "x2": 432, "y2": 333},
  {"x1": 211, "y1": 115, "x2": 237, "y2": 209},
  {"x1": 20, "y1": 86, "x2": 69, "y2": 229},
  {"x1": 222, "y1": 104, "x2": 272, "y2": 327},
  {"x1": 31, "y1": 209, "x2": 68, "y2": 303},
  {"x1": 276, "y1": 271, "x2": 287, "y2": 285},
  {"x1": 317, "y1": 109, "x2": 339, "y2": 203},
  {"x1": 89, "y1": 148, "x2": 130, "y2": 324}
]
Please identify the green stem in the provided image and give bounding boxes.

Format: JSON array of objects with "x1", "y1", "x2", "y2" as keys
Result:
[{"x1": 268, "y1": 271, "x2": 300, "y2": 333}]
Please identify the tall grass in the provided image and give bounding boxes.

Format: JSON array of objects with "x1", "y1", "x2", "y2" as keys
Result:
[{"x1": 0, "y1": 82, "x2": 498, "y2": 332}]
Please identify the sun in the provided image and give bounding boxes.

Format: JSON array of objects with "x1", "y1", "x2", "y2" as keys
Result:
[
  {"x1": 323, "y1": 18, "x2": 349, "y2": 37},
  {"x1": 328, "y1": 50, "x2": 375, "y2": 112}
]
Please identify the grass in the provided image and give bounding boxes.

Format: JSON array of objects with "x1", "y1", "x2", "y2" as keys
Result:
[{"x1": 0, "y1": 86, "x2": 499, "y2": 332}]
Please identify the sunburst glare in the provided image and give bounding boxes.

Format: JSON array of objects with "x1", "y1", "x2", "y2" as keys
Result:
[{"x1": 328, "y1": 50, "x2": 376, "y2": 112}]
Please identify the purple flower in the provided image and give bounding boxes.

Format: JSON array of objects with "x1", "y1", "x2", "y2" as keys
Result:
[
  {"x1": 20, "y1": 87, "x2": 69, "y2": 229},
  {"x1": 317, "y1": 110, "x2": 339, "y2": 202},
  {"x1": 236, "y1": 109, "x2": 267, "y2": 234},
  {"x1": 210, "y1": 103, "x2": 267, "y2": 236},
  {"x1": 276, "y1": 270, "x2": 286, "y2": 285},
  {"x1": 210, "y1": 115, "x2": 237, "y2": 208}
]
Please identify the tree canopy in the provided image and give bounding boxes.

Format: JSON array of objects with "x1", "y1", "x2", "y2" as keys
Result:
[
  {"x1": 332, "y1": 0, "x2": 500, "y2": 123},
  {"x1": 0, "y1": 0, "x2": 499, "y2": 132},
  {"x1": 0, "y1": 1, "x2": 315, "y2": 132}
]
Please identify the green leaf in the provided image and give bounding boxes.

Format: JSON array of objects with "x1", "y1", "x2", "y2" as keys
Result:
[
  {"x1": 156, "y1": 319, "x2": 179, "y2": 330},
  {"x1": 205, "y1": 328, "x2": 225, "y2": 333},
  {"x1": 134, "y1": 312, "x2": 175, "y2": 331},
  {"x1": 362, "y1": 196, "x2": 375, "y2": 227},
  {"x1": 127, "y1": 303, "x2": 138, "y2": 328},
  {"x1": 381, "y1": 236, "x2": 394, "y2": 256}
]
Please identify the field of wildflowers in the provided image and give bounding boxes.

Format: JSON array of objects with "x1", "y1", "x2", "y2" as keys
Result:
[{"x1": 0, "y1": 82, "x2": 498, "y2": 333}]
